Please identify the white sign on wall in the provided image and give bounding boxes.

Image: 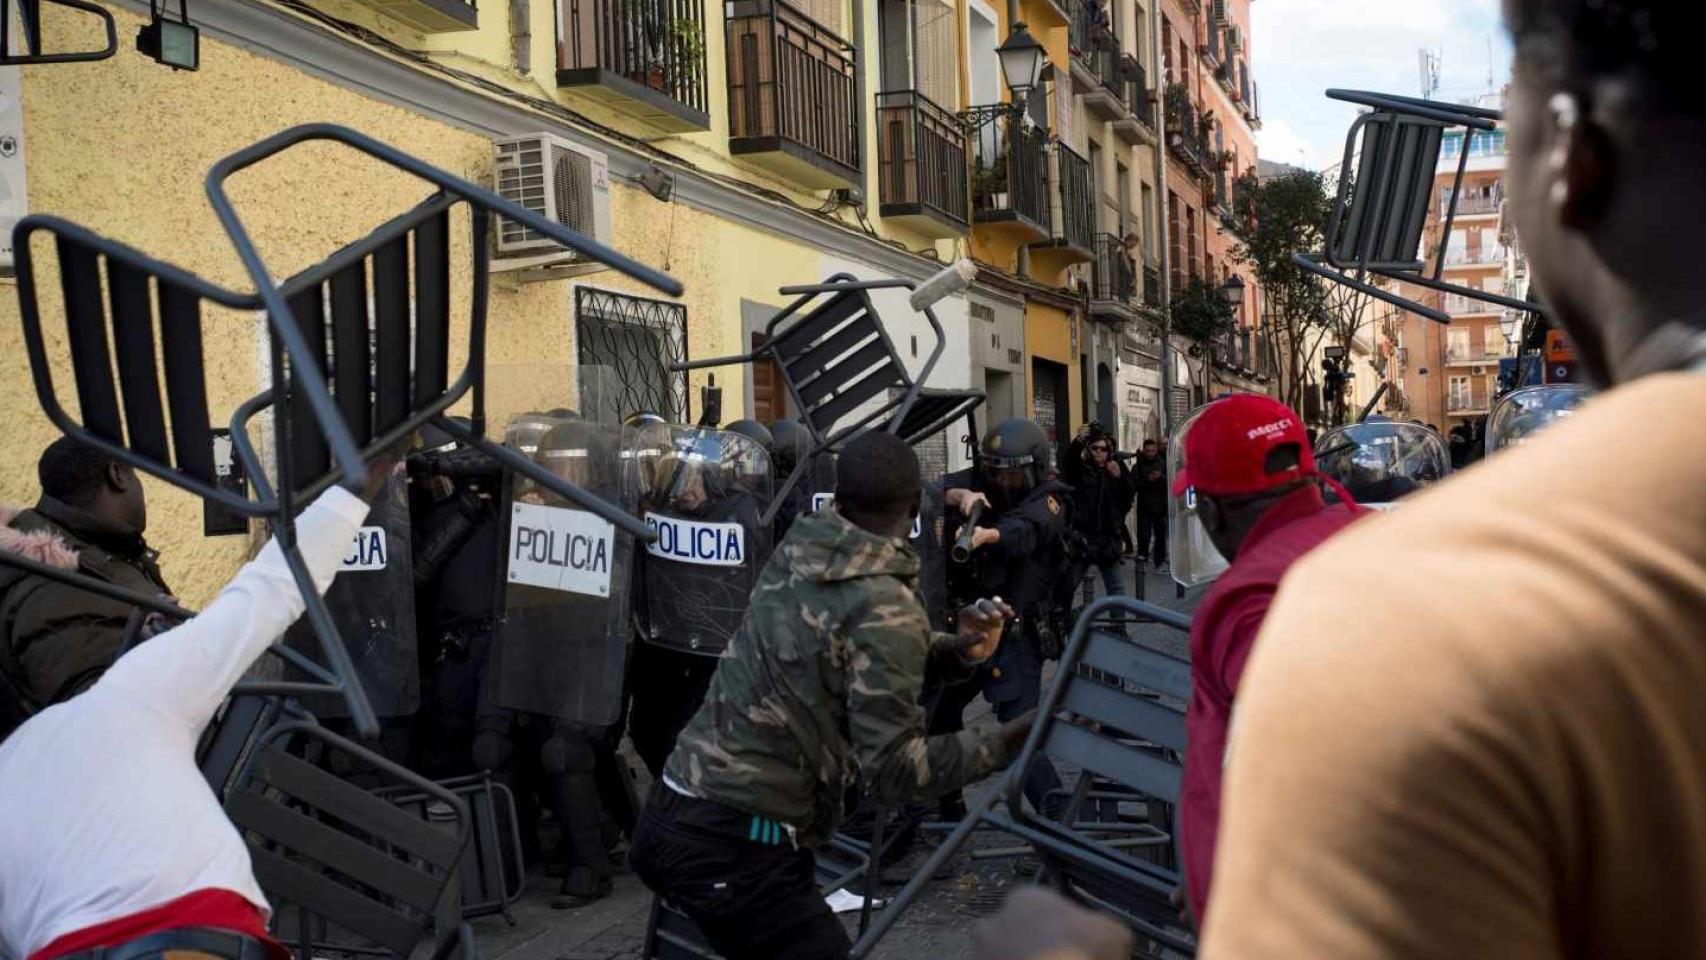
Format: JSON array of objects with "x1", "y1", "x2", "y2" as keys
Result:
[
  {"x1": 341, "y1": 527, "x2": 389, "y2": 572},
  {"x1": 645, "y1": 513, "x2": 748, "y2": 567},
  {"x1": 508, "y1": 502, "x2": 616, "y2": 595}
]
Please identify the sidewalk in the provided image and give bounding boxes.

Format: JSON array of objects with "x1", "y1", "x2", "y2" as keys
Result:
[{"x1": 473, "y1": 556, "x2": 1203, "y2": 960}]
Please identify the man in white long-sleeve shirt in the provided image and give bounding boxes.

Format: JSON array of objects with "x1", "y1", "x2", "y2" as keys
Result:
[{"x1": 0, "y1": 457, "x2": 393, "y2": 960}]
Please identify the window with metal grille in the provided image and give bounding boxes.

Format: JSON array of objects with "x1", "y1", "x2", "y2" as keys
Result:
[{"x1": 574, "y1": 287, "x2": 689, "y2": 423}]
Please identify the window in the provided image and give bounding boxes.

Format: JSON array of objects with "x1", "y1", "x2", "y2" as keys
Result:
[
  {"x1": 1440, "y1": 129, "x2": 1507, "y2": 160},
  {"x1": 1168, "y1": 191, "x2": 1183, "y2": 291},
  {"x1": 1447, "y1": 327, "x2": 1470, "y2": 362},
  {"x1": 575, "y1": 287, "x2": 689, "y2": 423},
  {"x1": 1186, "y1": 206, "x2": 1198, "y2": 277},
  {"x1": 1142, "y1": 183, "x2": 1157, "y2": 259},
  {"x1": 1484, "y1": 324, "x2": 1507, "y2": 358},
  {"x1": 1448, "y1": 375, "x2": 1473, "y2": 410},
  {"x1": 1115, "y1": 161, "x2": 1130, "y2": 236}
]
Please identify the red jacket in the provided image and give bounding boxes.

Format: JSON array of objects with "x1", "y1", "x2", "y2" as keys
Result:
[{"x1": 1179, "y1": 485, "x2": 1362, "y2": 923}]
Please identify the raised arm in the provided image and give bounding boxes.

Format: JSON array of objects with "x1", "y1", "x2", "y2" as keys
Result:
[
  {"x1": 94, "y1": 485, "x2": 373, "y2": 732},
  {"x1": 845, "y1": 581, "x2": 1009, "y2": 808}
]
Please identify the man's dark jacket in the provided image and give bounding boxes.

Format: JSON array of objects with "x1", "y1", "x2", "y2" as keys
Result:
[{"x1": 0, "y1": 497, "x2": 171, "y2": 727}]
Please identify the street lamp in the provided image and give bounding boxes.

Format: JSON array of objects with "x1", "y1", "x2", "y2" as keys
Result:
[
  {"x1": 1218, "y1": 274, "x2": 1246, "y2": 308},
  {"x1": 997, "y1": 23, "x2": 1047, "y2": 110}
]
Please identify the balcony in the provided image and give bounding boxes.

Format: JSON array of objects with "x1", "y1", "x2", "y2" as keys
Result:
[
  {"x1": 354, "y1": 0, "x2": 476, "y2": 31},
  {"x1": 970, "y1": 111, "x2": 1049, "y2": 242},
  {"x1": 1089, "y1": 233, "x2": 1138, "y2": 324},
  {"x1": 1143, "y1": 265, "x2": 1161, "y2": 309},
  {"x1": 1164, "y1": 84, "x2": 1208, "y2": 177},
  {"x1": 726, "y1": 0, "x2": 860, "y2": 189},
  {"x1": 1067, "y1": 1, "x2": 1126, "y2": 122},
  {"x1": 1447, "y1": 386, "x2": 1492, "y2": 415},
  {"x1": 1202, "y1": 19, "x2": 1223, "y2": 68},
  {"x1": 876, "y1": 90, "x2": 970, "y2": 239},
  {"x1": 557, "y1": 0, "x2": 709, "y2": 132},
  {"x1": 1445, "y1": 344, "x2": 1512, "y2": 366},
  {"x1": 1447, "y1": 192, "x2": 1502, "y2": 217},
  {"x1": 1111, "y1": 56, "x2": 1157, "y2": 145},
  {"x1": 1442, "y1": 244, "x2": 1507, "y2": 268},
  {"x1": 1030, "y1": 142, "x2": 1095, "y2": 273},
  {"x1": 1443, "y1": 294, "x2": 1500, "y2": 316}
]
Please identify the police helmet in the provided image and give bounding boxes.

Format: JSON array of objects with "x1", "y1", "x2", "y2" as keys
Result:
[
  {"x1": 536, "y1": 421, "x2": 606, "y2": 491},
  {"x1": 506, "y1": 411, "x2": 568, "y2": 457},
  {"x1": 723, "y1": 419, "x2": 774, "y2": 454},
  {"x1": 624, "y1": 410, "x2": 667, "y2": 428},
  {"x1": 768, "y1": 419, "x2": 812, "y2": 475},
  {"x1": 979, "y1": 418, "x2": 1052, "y2": 501},
  {"x1": 418, "y1": 416, "x2": 471, "y2": 454}
]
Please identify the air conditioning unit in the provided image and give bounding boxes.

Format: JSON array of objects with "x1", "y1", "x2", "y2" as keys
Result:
[
  {"x1": 1210, "y1": 0, "x2": 1228, "y2": 25},
  {"x1": 1470, "y1": 365, "x2": 1486, "y2": 377},
  {"x1": 491, "y1": 132, "x2": 612, "y2": 274},
  {"x1": 0, "y1": 67, "x2": 28, "y2": 272},
  {"x1": 1226, "y1": 26, "x2": 1242, "y2": 52}
]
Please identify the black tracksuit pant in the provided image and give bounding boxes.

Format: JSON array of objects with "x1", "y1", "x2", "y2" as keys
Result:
[{"x1": 630, "y1": 784, "x2": 849, "y2": 959}]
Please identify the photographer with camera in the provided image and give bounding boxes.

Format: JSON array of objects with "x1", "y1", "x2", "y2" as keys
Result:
[{"x1": 1067, "y1": 426, "x2": 1136, "y2": 603}]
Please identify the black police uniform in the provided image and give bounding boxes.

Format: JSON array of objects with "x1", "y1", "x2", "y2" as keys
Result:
[{"x1": 931, "y1": 467, "x2": 1070, "y2": 816}]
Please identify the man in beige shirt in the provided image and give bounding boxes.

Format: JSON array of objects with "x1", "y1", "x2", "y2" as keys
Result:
[{"x1": 1201, "y1": 2, "x2": 1706, "y2": 959}]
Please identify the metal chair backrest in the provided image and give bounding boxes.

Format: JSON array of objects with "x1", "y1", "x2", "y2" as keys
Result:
[
  {"x1": 13, "y1": 218, "x2": 262, "y2": 513},
  {"x1": 1326, "y1": 110, "x2": 1444, "y2": 273},
  {"x1": 226, "y1": 721, "x2": 469, "y2": 960},
  {"x1": 766, "y1": 281, "x2": 912, "y2": 446}
]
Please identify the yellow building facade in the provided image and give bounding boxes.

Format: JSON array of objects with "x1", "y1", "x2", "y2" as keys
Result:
[{"x1": 4, "y1": 0, "x2": 1180, "y2": 599}]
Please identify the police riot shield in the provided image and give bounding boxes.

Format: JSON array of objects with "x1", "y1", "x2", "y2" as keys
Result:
[
  {"x1": 284, "y1": 466, "x2": 419, "y2": 717},
  {"x1": 630, "y1": 426, "x2": 774, "y2": 657},
  {"x1": 490, "y1": 414, "x2": 635, "y2": 726},
  {"x1": 1486, "y1": 384, "x2": 1592, "y2": 456},
  {"x1": 1315, "y1": 421, "x2": 1450, "y2": 509},
  {"x1": 1167, "y1": 405, "x2": 1230, "y2": 588}
]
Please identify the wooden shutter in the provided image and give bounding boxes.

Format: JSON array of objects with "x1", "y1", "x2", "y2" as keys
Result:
[
  {"x1": 752, "y1": 332, "x2": 786, "y2": 422},
  {"x1": 914, "y1": 0, "x2": 957, "y2": 107}
]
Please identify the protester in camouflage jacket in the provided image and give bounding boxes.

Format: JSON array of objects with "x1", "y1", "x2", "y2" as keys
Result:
[{"x1": 663, "y1": 480, "x2": 1015, "y2": 848}]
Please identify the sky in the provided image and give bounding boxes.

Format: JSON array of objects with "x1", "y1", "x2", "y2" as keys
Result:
[{"x1": 1250, "y1": 0, "x2": 1513, "y2": 172}]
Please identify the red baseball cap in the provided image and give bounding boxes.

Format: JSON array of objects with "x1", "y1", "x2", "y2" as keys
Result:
[{"x1": 1172, "y1": 394, "x2": 1317, "y2": 497}]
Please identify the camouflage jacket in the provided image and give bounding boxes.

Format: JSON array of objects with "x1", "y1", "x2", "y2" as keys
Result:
[{"x1": 664, "y1": 508, "x2": 1009, "y2": 846}]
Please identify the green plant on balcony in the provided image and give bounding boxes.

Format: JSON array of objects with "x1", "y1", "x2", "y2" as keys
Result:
[
  {"x1": 1170, "y1": 274, "x2": 1237, "y2": 346},
  {"x1": 668, "y1": 18, "x2": 706, "y2": 67},
  {"x1": 973, "y1": 158, "x2": 1010, "y2": 206}
]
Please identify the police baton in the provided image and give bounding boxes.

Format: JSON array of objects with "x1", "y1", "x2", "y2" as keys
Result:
[{"x1": 951, "y1": 501, "x2": 986, "y2": 564}]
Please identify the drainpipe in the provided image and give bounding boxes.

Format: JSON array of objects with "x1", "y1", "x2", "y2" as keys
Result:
[
  {"x1": 1151, "y1": 0, "x2": 1172, "y2": 436},
  {"x1": 852, "y1": 0, "x2": 870, "y2": 209}
]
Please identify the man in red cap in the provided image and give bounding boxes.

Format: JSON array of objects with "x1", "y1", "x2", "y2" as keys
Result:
[{"x1": 1173, "y1": 394, "x2": 1362, "y2": 924}]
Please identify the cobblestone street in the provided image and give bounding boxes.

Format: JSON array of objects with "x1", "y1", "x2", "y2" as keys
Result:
[{"x1": 475, "y1": 562, "x2": 1199, "y2": 960}]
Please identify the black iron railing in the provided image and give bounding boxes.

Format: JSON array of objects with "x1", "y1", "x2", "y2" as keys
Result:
[
  {"x1": 1143, "y1": 265, "x2": 1160, "y2": 307},
  {"x1": 970, "y1": 111, "x2": 1048, "y2": 228},
  {"x1": 1165, "y1": 84, "x2": 1206, "y2": 172},
  {"x1": 725, "y1": 0, "x2": 859, "y2": 175},
  {"x1": 1123, "y1": 56, "x2": 1154, "y2": 129},
  {"x1": 876, "y1": 90, "x2": 969, "y2": 228},
  {"x1": 558, "y1": 0, "x2": 708, "y2": 115},
  {"x1": 1053, "y1": 142, "x2": 1094, "y2": 251},
  {"x1": 1091, "y1": 233, "x2": 1137, "y2": 303}
]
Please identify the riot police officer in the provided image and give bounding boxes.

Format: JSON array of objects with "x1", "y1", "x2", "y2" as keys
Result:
[
  {"x1": 627, "y1": 426, "x2": 773, "y2": 777},
  {"x1": 932, "y1": 418, "x2": 1069, "y2": 818}
]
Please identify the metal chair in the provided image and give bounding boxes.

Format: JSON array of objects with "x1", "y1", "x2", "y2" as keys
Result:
[
  {"x1": 226, "y1": 720, "x2": 474, "y2": 960},
  {"x1": 12, "y1": 123, "x2": 679, "y2": 734},
  {"x1": 0, "y1": 0, "x2": 117, "y2": 65},
  {"x1": 1293, "y1": 90, "x2": 1542, "y2": 327},
  {"x1": 673, "y1": 273, "x2": 984, "y2": 524},
  {"x1": 376, "y1": 774, "x2": 527, "y2": 924},
  {"x1": 850, "y1": 596, "x2": 1196, "y2": 958}
]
